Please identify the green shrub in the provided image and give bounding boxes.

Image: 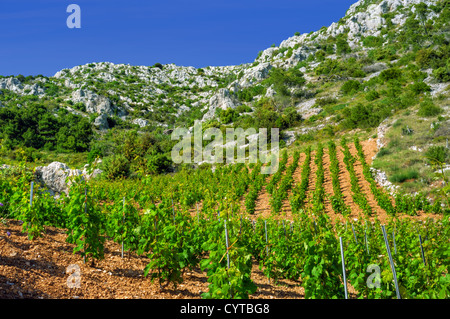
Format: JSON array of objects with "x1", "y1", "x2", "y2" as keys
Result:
[
  {"x1": 425, "y1": 145, "x2": 448, "y2": 165},
  {"x1": 218, "y1": 108, "x2": 239, "y2": 124},
  {"x1": 376, "y1": 147, "x2": 391, "y2": 158},
  {"x1": 340, "y1": 80, "x2": 361, "y2": 95},
  {"x1": 102, "y1": 154, "x2": 130, "y2": 180},
  {"x1": 417, "y1": 100, "x2": 443, "y2": 117},
  {"x1": 146, "y1": 153, "x2": 172, "y2": 174},
  {"x1": 409, "y1": 81, "x2": 431, "y2": 95},
  {"x1": 389, "y1": 169, "x2": 419, "y2": 183},
  {"x1": 379, "y1": 67, "x2": 402, "y2": 82},
  {"x1": 365, "y1": 90, "x2": 380, "y2": 101},
  {"x1": 362, "y1": 36, "x2": 384, "y2": 48},
  {"x1": 341, "y1": 103, "x2": 388, "y2": 129},
  {"x1": 336, "y1": 38, "x2": 351, "y2": 55},
  {"x1": 433, "y1": 66, "x2": 450, "y2": 82}
]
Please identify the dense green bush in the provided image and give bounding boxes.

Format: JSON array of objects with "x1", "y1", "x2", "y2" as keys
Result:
[
  {"x1": 362, "y1": 36, "x2": 384, "y2": 48},
  {"x1": 217, "y1": 108, "x2": 239, "y2": 124},
  {"x1": 146, "y1": 152, "x2": 172, "y2": 174},
  {"x1": 262, "y1": 67, "x2": 305, "y2": 97},
  {"x1": 237, "y1": 85, "x2": 265, "y2": 102},
  {"x1": 389, "y1": 169, "x2": 419, "y2": 183},
  {"x1": 417, "y1": 100, "x2": 443, "y2": 117},
  {"x1": 341, "y1": 103, "x2": 388, "y2": 129},
  {"x1": 0, "y1": 103, "x2": 93, "y2": 152},
  {"x1": 102, "y1": 154, "x2": 131, "y2": 180},
  {"x1": 340, "y1": 80, "x2": 361, "y2": 95},
  {"x1": 425, "y1": 145, "x2": 449, "y2": 165},
  {"x1": 379, "y1": 67, "x2": 402, "y2": 82},
  {"x1": 365, "y1": 90, "x2": 380, "y2": 101},
  {"x1": 336, "y1": 37, "x2": 351, "y2": 55},
  {"x1": 409, "y1": 81, "x2": 431, "y2": 95},
  {"x1": 315, "y1": 57, "x2": 365, "y2": 78}
]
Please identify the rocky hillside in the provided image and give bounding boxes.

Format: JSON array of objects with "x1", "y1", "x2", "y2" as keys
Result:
[{"x1": 0, "y1": 0, "x2": 446, "y2": 127}]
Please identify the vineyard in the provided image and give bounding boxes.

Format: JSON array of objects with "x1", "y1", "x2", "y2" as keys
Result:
[{"x1": 0, "y1": 137, "x2": 448, "y2": 299}]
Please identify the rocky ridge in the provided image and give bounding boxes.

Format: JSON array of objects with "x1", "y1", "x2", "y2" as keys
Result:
[{"x1": 0, "y1": 0, "x2": 443, "y2": 131}]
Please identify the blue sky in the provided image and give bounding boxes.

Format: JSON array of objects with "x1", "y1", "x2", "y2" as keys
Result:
[{"x1": 0, "y1": 0, "x2": 356, "y2": 77}]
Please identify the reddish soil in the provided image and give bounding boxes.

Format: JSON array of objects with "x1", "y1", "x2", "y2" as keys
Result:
[{"x1": 0, "y1": 220, "x2": 309, "y2": 299}]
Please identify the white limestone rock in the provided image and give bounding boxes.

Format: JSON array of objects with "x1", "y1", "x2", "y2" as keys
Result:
[{"x1": 202, "y1": 88, "x2": 241, "y2": 121}]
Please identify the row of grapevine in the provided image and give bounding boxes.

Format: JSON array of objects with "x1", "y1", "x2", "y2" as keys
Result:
[
  {"x1": 311, "y1": 143, "x2": 325, "y2": 215},
  {"x1": 270, "y1": 150, "x2": 301, "y2": 214},
  {"x1": 245, "y1": 161, "x2": 268, "y2": 214},
  {"x1": 353, "y1": 137, "x2": 396, "y2": 216},
  {"x1": 265, "y1": 150, "x2": 289, "y2": 196},
  {"x1": 290, "y1": 146, "x2": 312, "y2": 214},
  {"x1": 328, "y1": 140, "x2": 351, "y2": 215},
  {"x1": 340, "y1": 140, "x2": 373, "y2": 217}
]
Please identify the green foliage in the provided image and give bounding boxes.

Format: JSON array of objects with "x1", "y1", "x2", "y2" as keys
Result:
[
  {"x1": 262, "y1": 67, "x2": 305, "y2": 97},
  {"x1": 417, "y1": 100, "x2": 443, "y2": 117},
  {"x1": 341, "y1": 103, "x2": 389, "y2": 130},
  {"x1": 365, "y1": 90, "x2": 380, "y2": 101},
  {"x1": 0, "y1": 104, "x2": 94, "y2": 152},
  {"x1": 336, "y1": 37, "x2": 351, "y2": 55},
  {"x1": 65, "y1": 177, "x2": 106, "y2": 264},
  {"x1": 146, "y1": 152, "x2": 172, "y2": 174},
  {"x1": 102, "y1": 154, "x2": 131, "y2": 180},
  {"x1": 340, "y1": 80, "x2": 361, "y2": 95},
  {"x1": 217, "y1": 108, "x2": 239, "y2": 124},
  {"x1": 379, "y1": 68, "x2": 403, "y2": 82},
  {"x1": 389, "y1": 169, "x2": 419, "y2": 183},
  {"x1": 409, "y1": 81, "x2": 431, "y2": 95},
  {"x1": 425, "y1": 145, "x2": 448, "y2": 165},
  {"x1": 362, "y1": 36, "x2": 384, "y2": 48},
  {"x1": 237, "y1": 85, "x2": 265, "y2": 102}
]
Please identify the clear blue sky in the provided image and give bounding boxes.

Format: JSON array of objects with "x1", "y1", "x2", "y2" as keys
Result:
[{"x1": 0, "y1": 0, "x2": 356, "y2": 77}]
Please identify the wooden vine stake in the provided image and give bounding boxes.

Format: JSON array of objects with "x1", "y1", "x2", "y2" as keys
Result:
[
  {"x1": 339, "y1": 237, "x2": 348, "y2": 299},
  {"x1": 381, "y1": 225, "x2": 401, "y2": 299}
]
